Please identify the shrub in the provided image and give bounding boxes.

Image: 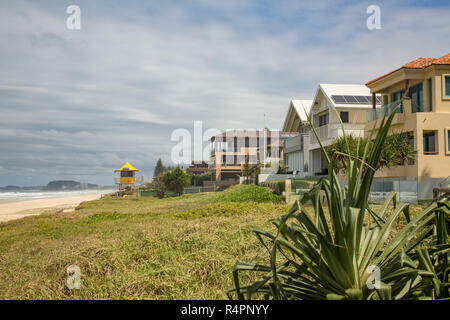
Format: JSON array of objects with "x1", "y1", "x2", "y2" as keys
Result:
[
  {"x1": 230, "y1": 102, "x2": 449, "y2": 300},
  {"x1": 259, "y1": 181, "x2": 285, "y2": 195},
  {"x1": 173, "y1": 202, "x2": 287, "y2": 219},
  {"x1": 216, "y1": 185, "x2": 282, "y2": 203},
  {"x1": 162, "y1": 167, "x2": 191, "y2": 196}
]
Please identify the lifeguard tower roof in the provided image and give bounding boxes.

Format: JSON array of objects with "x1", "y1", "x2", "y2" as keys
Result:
[{"x1": 114, "y1": 162, "x2": 139, "y2": 172}]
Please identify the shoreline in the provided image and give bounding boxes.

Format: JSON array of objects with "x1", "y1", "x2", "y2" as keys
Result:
[{"x1": 0, "y1": 192, "x2": 112, "y2": 224}]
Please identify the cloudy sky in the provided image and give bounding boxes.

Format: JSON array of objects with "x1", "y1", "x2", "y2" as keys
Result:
[{"x1": 0, "y1": 0, "x2": 449, "y2": 186}]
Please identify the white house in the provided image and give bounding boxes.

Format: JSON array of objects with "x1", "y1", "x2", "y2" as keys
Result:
[
  {"x1": 282, "y1": 100, "x2": 313, "y2": 175},
  {"x1": 282, "y1": 84, "x2": 381, "y2": 177}
]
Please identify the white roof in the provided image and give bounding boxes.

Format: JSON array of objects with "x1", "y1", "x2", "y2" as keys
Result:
[
  {"x1": 282, "y1": 99, "x2": 313, "y2": 132},
  {"x1": 290, "y1": 100, "x2": 313, "y2": 121},
  {"x1": 314, "y1": 84, "x2": 379, "y2": 109}
]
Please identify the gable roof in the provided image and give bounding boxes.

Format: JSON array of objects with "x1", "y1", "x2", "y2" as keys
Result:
[
  {"x1": 282, "y1": 100, "x2": 313, "y2": 132},
  {"x1": 313, "y1": 84, "x2": 378, "y2": 110},
  {"x1": 114, "y1": 162, "x2": 139, "y2": 172},
  {"x1": 366, "y1": 53, "x2": 450, "y2": 85}
]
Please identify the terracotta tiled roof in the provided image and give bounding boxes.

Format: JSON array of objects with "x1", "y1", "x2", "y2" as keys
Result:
[{"x1": 366, "y1": 53, "x2": 450, "y2": 85}]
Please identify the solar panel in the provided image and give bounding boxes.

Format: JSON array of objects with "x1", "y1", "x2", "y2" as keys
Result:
[
  {"x1": 343, "y1": 95, "x2": 358, "y2": 103},
  {"x1": 355, "y1": 96, "x2": 369, "y2": 103},
  {"x1": 331, "y1": 95, "x2": 347, "y2": 103},
  {"x1": 332, "y1": 95, "x2": 381, "y2": 105}
]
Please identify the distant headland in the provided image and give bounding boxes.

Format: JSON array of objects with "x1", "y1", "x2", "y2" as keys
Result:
[{"x1": 0, "y1": 180, "x2": 114, "y2": 191}]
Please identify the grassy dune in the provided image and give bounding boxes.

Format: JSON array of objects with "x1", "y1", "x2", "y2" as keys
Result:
[
  {"x1": 0, "y1": 185, "x2": 423, "y2": 299},
  {"x1": 0, "y1": 186, "x2": 288, "y2": 299}
]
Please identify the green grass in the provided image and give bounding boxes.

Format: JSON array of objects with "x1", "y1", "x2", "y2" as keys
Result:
[
  {"x1": 0, "y1": 185, "x2": 424, "y2": 299},
  {"x1": 215, "y1": 185, "x2": 282, "y2": 203}
]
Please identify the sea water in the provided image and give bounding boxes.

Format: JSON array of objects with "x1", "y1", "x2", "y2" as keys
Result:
[{"x1": 0, "y1": 189, "x2": 116, "y2": 202}]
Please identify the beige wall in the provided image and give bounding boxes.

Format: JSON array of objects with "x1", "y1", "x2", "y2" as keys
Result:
[{"x1": 366, "y1": 65, "x2": 450, "y2": 181}]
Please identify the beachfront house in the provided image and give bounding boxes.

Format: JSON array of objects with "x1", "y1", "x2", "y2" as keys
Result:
[
  {"x1": 208, "y1": 130, "x2": 298, "y2": 183},
  {"x1": 282, "y1": 84, "x2": 381, "y2": 177},
  {"x1": 365, "y1": 53, "x2": 450, "y2": 200},
  {"x1": 282, "y1": 100, "x2": 313, "y2": 175}
]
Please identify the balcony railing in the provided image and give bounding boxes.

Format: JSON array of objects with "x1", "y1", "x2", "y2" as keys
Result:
[
  {"x1": 310, "y1": 124, "x2": 329, "y2": 144},
  {"x1": 284, "y1": 134, "x2": 303, "y2": 153},
  {"x1": 367, "y1": 101, "x2": 403, "y2": 122}
]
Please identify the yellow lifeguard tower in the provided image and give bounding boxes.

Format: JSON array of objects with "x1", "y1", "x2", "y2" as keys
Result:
[{"x1": 114, "y1": 162, "x2": 139, "y2": 191}]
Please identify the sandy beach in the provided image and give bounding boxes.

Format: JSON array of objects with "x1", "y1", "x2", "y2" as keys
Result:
[{"x1": 0, "y1": 193, "x2": 106, "y2": 223}]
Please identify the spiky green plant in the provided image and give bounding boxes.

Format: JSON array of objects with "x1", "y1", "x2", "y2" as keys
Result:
[{"x1": 229, "y1": 103, "x2": 449, "y2": 300}]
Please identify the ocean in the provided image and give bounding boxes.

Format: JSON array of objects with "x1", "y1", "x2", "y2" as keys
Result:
[{"x1": 0, "y1": 189, "x2": 116, "y2": 202}]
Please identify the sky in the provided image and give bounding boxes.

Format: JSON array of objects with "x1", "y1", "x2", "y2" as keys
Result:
[{"x1": 0, "y1": 0, "x2": 449, "y2": 186}]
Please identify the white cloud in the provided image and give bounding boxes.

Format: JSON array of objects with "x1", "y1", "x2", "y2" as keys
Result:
[{"x1": 0, "y1": 0, "x2": 449, "y2": 185}]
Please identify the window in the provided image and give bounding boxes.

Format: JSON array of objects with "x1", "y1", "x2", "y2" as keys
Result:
[
  {"x1": 407, "y1": 132, "x2": 415, "y2": 165},
  {"x1": 245, "y1": 137, "x2": 249, "y2": 148},
  {"x1": 423, "y1": 131, "x2": 437, "y2": 154},
  {"x1": 444, "y1": 75, "x2": 450, "y2": 97},
  {"x1": 447, "y1": 129, "x2": 450, "y2": 154},
  {"x1": 428, "y1": 78, "x2": 433, "y2": 111},
  {"x1": 407, "y1": 132, "x2": 414, "y2": 149},
  {"x1": 121, "y1": 171, "x2": 133, "y2": 177},
  {"x1": 340, "y1": 111, "x2": 349, "y2": 123},
  {"x1": 383, "y1": 95, "x2": 389, "y2": 106},
  {"x1": 410, "y1": 83, "x2": 423, "y2": 113},
  {"x1": 392, "y1": 89, "x2": 405, "y2": 112},
  {"x1": 318, "y1": 113, "x2": 329, "y2": 127}
]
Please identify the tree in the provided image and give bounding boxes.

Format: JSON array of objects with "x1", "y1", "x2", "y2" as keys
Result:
[
  {"x1": 325, "y1": 133, "x2": 416, "y2": 171},
  {"x1": 189, "y1": 172, "x2": 212, "y2": 187},
  {"x1": 162, "y1": 167, "x2": 191, "y2": 196},
  {"x1": 154, "y1": 158, "x2": 164, "y2": 177},
  {"x1": 242, "y1": 155, "x2": 262, "y2": 185},
  {"x1": 151, "y1": 174, "x2": 166, "y2": 198}
]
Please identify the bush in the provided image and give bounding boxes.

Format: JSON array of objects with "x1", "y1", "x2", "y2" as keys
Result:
[
  {"x1": 216, "y1": 185, "x2": 282, "y2": 203},
  {"x1": 230, "y1": 103, "x2": 450, "y2": 300},
  {"x1": 259, "y1": 181, "x2": 285, "y2": 195},
  {"x1": 162, "y1": 167, "x2": 191, "y2": 196},
  {"x1": 174, "y1": 202, "x2": 287, "y2": 219}
]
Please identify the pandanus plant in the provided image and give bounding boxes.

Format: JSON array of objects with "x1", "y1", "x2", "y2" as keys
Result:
[{"x1": 229, "y1": 103, "x2": 449, "y2": 300}]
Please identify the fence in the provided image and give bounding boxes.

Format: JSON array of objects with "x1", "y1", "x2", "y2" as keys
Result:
[
  {"x1": 183, "y1": 186, "x2": 225, "y2": 194},
  {"x1": 285, "y1": 177, "x2": 420, "y2": 204},
  {"x1": 368, "y1": 178, "x2": 418, "y2": 204}
]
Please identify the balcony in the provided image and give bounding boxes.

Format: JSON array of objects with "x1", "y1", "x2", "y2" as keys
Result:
[
  {"x1": 367, "y1": 101, "x2": 403, "y2": 122},
  {"x1": 310, "y1": 124, "x2": 329, "y2": 144},
  {"x1": 284, "y1": 134, "x2": 303, "y2": 153},
  {"x1": 114, "y1": 177, "x2": 135, "y2": 184}
]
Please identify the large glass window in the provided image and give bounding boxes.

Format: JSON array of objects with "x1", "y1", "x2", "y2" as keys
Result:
[
  {"x1": 392, "y1": 89, "x2": 405, "y2": 112},
  {"x1": 423, "y1": 131, "x2": 437, "y2": 154},
  {"x1": 410, "y1": 83, "x2": 423, "y2": 113}
]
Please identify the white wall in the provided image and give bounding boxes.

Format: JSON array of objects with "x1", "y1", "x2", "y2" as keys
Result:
[{"x1": 286, "y1": 151, "x2": 304, "y2": 172}]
